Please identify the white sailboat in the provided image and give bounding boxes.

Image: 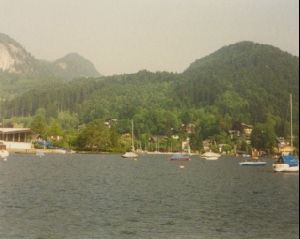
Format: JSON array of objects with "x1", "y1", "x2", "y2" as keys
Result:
[
  {"x1": 122, "y1": 120, "x2": 138, "y2": 158},
  {"x1": 273, "y1": 94, "x2": 299, "y2": 172}
]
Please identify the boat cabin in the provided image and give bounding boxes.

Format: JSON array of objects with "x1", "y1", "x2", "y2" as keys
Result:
[{"x1": 275, "y1": 155, "x2": 298, "y2": 167}]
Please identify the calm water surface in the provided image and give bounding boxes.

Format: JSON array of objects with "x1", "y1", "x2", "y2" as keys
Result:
[{"x1": 0, "y1": 154, "x2": 298, "y2": 239}]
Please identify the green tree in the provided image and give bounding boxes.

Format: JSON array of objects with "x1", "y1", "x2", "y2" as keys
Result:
[
  {"x1": 76, "y1": 119, "x2": 112, "y2": 151},
  {"x1": 30, "y1": 115, "x2": 47, "y2": 137},
  {"x1": 251, "y1": 123, "x2": 276, "y2": 152}
]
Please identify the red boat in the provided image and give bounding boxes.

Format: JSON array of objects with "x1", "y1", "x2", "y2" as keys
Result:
[{"x1": 170, "y1": 154, "x2": 191, "y2": 161}]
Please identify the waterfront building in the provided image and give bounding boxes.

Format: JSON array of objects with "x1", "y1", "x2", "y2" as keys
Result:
[{"x1": 0, "y1": 128, "x2": 32, "y2": 150}]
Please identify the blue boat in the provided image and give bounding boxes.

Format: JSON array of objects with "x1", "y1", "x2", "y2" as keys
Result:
[{"x1": 273, "y1": 155, "x2": 299, "y2": 172}]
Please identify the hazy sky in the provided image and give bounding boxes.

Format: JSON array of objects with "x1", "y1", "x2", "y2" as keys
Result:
[{"x1": 0, "y1": 0, "x2": 298, "y2": 75}]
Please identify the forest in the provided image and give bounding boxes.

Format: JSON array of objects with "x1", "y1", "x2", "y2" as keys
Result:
[{"x1": 1, "y1": 42, "x2": 299, "y2": 153}]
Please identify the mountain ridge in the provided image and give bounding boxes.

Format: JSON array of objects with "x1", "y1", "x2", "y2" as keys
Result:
[{"x1": 0, "y1": 32, "x2": 100, "y2": 79}]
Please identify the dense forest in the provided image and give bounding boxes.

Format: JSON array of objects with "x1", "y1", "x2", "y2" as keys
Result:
[{"x1": 1, "y1": 41, "x2": 299, "y2": 153}]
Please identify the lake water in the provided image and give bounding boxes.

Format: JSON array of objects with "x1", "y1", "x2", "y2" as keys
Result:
[{"x1": 0, "y1": 154, "x2": 298, "y2": 239}]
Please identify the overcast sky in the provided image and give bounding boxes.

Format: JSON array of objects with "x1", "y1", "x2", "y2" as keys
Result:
[{"x1": 0, "y1": 0, "x2": 298, "y2": 75}]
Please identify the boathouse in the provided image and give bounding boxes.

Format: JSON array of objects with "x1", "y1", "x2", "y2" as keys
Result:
[{"x1": 0, "y1": 128, "x2": 32, "y2": 150}]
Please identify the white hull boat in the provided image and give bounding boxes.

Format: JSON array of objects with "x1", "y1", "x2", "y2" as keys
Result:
[
  {"x1": 122, "y1": 120, "x2": 138, "y2": 159},
  {"x1": 273, "y1": 163, "x2": 299, "y2": 172},
  {"x1": 273, "y1": 155, "x2": 299, "y2": 172},
  {"x1": 239, "y1": 161, "x2": 266, "y2": 166},
  {"x1": 201, "y1": 151, "x2": 221, "y2": 160},
  {"x1": 122, "y1": 152, "x2": 138, "y2": 158},
  {"x1": 272, "y1": 94, "x2": 299, "y2": 173}
]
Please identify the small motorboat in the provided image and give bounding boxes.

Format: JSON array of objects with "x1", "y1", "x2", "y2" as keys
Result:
[
  {"x1": 170, "y1": 153, "x2": 191, "y2": 161},
  {"x1": 122, "y1": 151, "x2": 138, "y2": 158},
  {"x1": 239, "y1": 161, "x2": 267, "y2": 166},
  {"x1": 200, "y1": 151, "x2": 221, "y2": 160}
]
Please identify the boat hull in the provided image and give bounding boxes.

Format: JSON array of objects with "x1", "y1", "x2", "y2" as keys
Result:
[
  {"x1": 200, "y1": 152, "x2": 221, "y2": 160},
  {"x1": 239, "y1": 161, "x2": 267, "y2": 166},
  {"x1": 122, "y1": 152, "x2": 138, "y2": 158},
  {"x1": 170, "y1": 157, "x2": 190, "y2": 161},
  {"x1": 272, "y1": 163, "x2": 299, "y2": 172},
  {"x1": 203, "y1": 157, "x2": 219, "y2": 160},
  {"x1": 170, "y1": 153, "x2": 191, "y2": 161}
]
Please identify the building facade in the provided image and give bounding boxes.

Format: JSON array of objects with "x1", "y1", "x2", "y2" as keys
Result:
[{"x1": 0, "y1": 128, "x2": 32, "y2": 150}]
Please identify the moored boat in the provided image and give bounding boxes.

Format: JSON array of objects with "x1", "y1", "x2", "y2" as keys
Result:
[
  {"x1": 272, "y1": 94, "x2": 299, "y2": 173},
  {"x1": 122, "y1": 120, "x2": 138, "y2": 159},
  {"x1": 239, "y1": 161, "x2": 267, "y2": 166},
  {"x1": 122, "y1": 151, "x2": 138, "y2": 158},
  {"x1": 170, "y1": 153, "x2": 191, "y2": 161},
  {"x1": 200, "y1": 151, "x2": 221, "y2": 160},
  {"x1": 273, "y1": 154, "x2": 299, "y2": 172}
]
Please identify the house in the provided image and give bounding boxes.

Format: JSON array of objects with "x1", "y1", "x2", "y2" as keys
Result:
[
  {"x1": 0, "y1": 128, "x2": 32, "y2": 150},
  {"x1": 241, "y1": 123, "x2": 253, "y2": 136}
]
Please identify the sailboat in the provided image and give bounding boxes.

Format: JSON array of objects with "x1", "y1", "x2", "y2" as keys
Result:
[
  {"x1": 122, "y1": 120, "x2": 138, "y2": 158},
  {"x1": 273, "y1": 94, "x2": 299, "y2": 172},
  {"x1": 239, "y1": 148, "x2": 267, "y2": 166}
]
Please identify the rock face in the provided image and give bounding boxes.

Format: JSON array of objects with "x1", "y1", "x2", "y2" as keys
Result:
[
  {"x1": 0, "y1": 33, "x2": 35, "y2": 74},
  {"x1": 0, "y1": 33, "x2": 100, "y2": 79}
]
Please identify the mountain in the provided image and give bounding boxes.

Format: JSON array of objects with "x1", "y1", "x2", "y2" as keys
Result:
[
  {"x1": 0, "y1": 33, "x2": 36, "y2": 75},
  {"x1": 53, "y1": 53, "x2": 100, "y2": 79},
  {"x1": 0, "y1": 33, "x2": 100, "y2": 80},
  {"x1": 2, "y1": 41, "x2": 299, "y2": 145},
  {"x1": 177, "y1": 41, "x2": 299, "y2": 122}
]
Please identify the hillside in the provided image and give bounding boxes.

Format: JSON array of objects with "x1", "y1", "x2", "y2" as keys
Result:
[
  {"x1": 2, "y1": 41, "x2": 299, "y2": 148},
  {"x1": 178, "y1": 41, "x2": 299, "y2": 122}
]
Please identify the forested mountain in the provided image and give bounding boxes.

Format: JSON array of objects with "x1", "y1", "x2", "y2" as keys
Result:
[
  {"x1": 0, "y1": 33, "x2": 100, "y2": 98},
  {"x1": 178, "y1": 41, "x2": 299, "y2": 123},
  {"x1": 1, "y1": 40, "x2": 299, "y2": 151}
]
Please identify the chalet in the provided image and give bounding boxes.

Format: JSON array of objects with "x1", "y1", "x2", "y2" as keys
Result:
[{"x1": 0, "y1": 128, "x2": 32, "y2": 150}]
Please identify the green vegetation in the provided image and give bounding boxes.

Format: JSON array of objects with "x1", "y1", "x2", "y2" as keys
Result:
[{"x1": 1, "y1": 41, "x2": 299, "y2": 153}]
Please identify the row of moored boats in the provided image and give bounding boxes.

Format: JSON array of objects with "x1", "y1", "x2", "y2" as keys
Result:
[{"x1": 122, "y1": 150, "x2": 299, "y2": 173}]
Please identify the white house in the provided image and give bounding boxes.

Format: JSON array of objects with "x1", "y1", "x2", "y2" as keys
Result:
[{"x1": 0, "y1": 128, "x2": 32, "y2": 150}]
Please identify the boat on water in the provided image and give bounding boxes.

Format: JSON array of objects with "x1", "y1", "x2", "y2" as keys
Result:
[
  {"x1": 0, "y1": 142, "x2": 9, "y2": 160},
  {"x1": 273, "y1": 94, "x2": 299, "y2": 173},
  {"x1": 239, "y1": 161, "x2": 267, "y2": 166},
  {"x1": 122, "y1": 120, "x2": 138, "y2": 158},
  {"x1": 273, "y1": 154, "x2": 299, "y2": 172},
  {"x1": 200, "y1": 151, "x2": 221, "y2": 160},
  {"x1": 36, "y1": 151, "x2": 45, "y2": 157},
  {"x1": 170, "y1": 153, "x2": 191, "y2": 161},
  {"x1": 122, "y1": 151, "x2": 138, "y2": 158},
  {"x1": 240, "y1": 148, "x2": 266, "y2": 166}
]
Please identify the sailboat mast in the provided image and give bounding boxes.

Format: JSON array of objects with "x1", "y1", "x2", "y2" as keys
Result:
[
  {"x1": 131, "y1": 120, "x2": 135, "y2": 152},
  {"x1": 290, "y1": 93, "x2": 293, "y2": 148}
]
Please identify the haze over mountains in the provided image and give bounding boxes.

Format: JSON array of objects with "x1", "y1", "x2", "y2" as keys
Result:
[
  {"x1": 0, "y1": 33, "x2": 298, "y2": 130},
  {"x1": 0, "y1": 33, "x2": 100, "y2": 80},
  {"x1": 0, "y1": 32, "x2": 299, "y2": 148}
]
